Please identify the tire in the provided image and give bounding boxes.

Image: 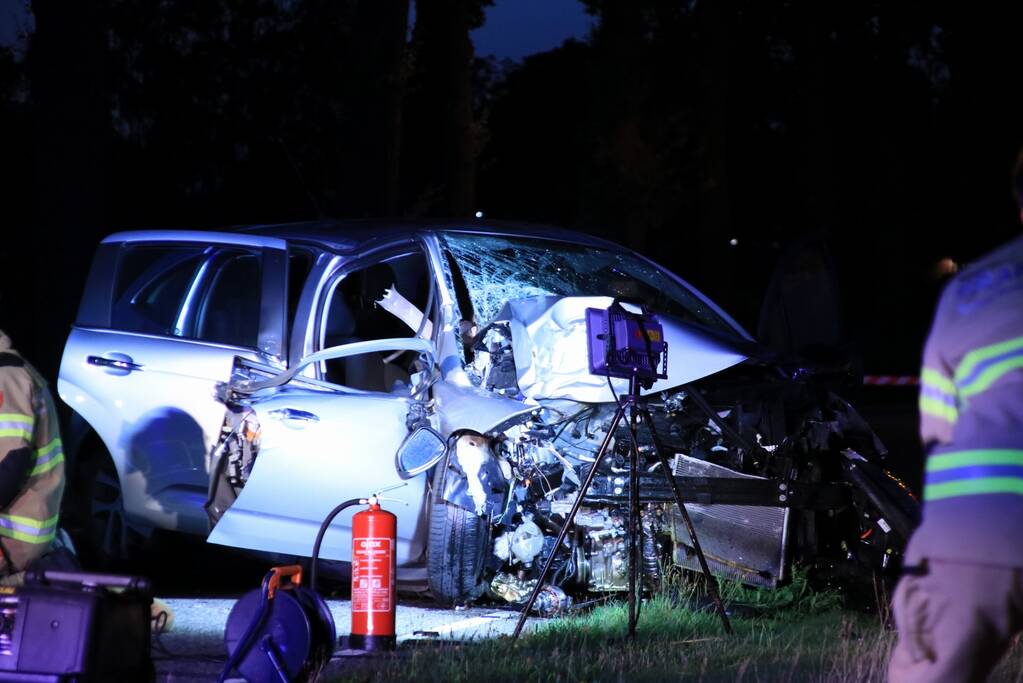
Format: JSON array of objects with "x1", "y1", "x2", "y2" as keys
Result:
[
  {"x1": 427, "y1": 464, "x2": 490, "y2": 605},
  {"x1": 67, "y1": 449, "x2": 151, "y2": 571}
]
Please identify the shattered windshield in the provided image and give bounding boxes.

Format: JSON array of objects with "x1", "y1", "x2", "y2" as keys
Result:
[{"x1": 440, "y1": 233, "x2": 735, "y2": 333}]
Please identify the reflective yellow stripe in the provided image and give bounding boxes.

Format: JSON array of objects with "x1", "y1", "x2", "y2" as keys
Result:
[
  {"x1": 919, "y1": 396, "x2": 958, "y2": 423},
  {"x1": 921, "y1": 367, "x2": 956, "y2": 395},
  {"x1": 0, "y1": 513, "x2": 58, "y2": 545},
  {"x1": 29, "y1": 454, "x2": 63, "y2": 477},
  {"x1": 959, "y1": 355, "x2": 1023, "y2": 398},
  {"x1": 0, "y1": 528, "x2": 57, "y2": 544},
  {"x1": 925, "y1": 477, "x2": 1023, "y2": 501},
  {"x1": 0, "y1": 412, "x2": 33, "y2": 442},
  {"x1": 955, "y1": 335, "x2": 1023, "y2": 384},
  {"x1": 0, "y1": 413, "x2": 34, "y2": 424},
  {"x1": 927, "y1": 449, "x2": 1023, "y2": 472},
  {"x1": 28, "y1": 438, "x2": 64, "y2": 476},
  {"x1": 3, "y1": 513, "x2": 59, "y2": 529},
  {"x1": 36, "y1": 439, "x2": 61, "y2": 457}
]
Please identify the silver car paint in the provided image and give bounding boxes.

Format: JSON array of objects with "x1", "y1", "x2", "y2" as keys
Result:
[
  {"x1": 61, "y1": 226, "x2": 757, "y2": 566},
  {"x1": 206, "y1": 387, "x2": 428, "y2": 564},
  {"x1": 58, "y1": 231, "x2": 288, "y2": 534}
]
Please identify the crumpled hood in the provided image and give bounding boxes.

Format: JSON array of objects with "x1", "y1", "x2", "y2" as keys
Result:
[{"x1": 497, "y1": 295, "x2": 753, "y2": 403}]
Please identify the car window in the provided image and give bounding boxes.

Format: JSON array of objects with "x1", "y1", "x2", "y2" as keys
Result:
[
  {"x1": 111, "y1": 243, "x2": 264, "y2": 348},
  {"x1": 319, "y1": 251, "x2": 432, "y2": 391},
  {"x1": 194, "y1": 252, "x2": 261, "y2": 348},
  {"x1": 439, "y1": 233, "x2": 734, "y2": 334},
  {"x1": 112, "y1": 245, "x2": 206, "y2": 336}
]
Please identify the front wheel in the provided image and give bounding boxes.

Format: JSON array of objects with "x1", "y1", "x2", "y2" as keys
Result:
[{"x1": 426, "y1": 464, "x2": 490, "y2": 605}]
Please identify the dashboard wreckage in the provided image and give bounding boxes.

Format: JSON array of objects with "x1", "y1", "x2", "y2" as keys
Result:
[{"x1": 203, "y1": 230, "x2": 918, "y2": 609}]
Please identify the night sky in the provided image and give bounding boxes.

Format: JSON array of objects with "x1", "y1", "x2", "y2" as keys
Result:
[
  {"x1": 0, "y1": 0, "x2": 594, "y2": 59},
  {"x1": 471, "y1": 0, "x2": 592, "y2": 59},
  {"x1": 0, "y1": 0, "x2": 30, "y2": 47}
]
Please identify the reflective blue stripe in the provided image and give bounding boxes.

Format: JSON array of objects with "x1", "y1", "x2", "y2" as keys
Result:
[
  {"x1": 957, "y1": 347, "x2": 1023, "y2": 397},
  {"x1": 957, "y1": 345, "x2": 1023, "y2": 388},
  {"x1": 925, "y1": 464, "x2": 1023, "y2": 485},
  {"x1": 30, "y1": 443, "x2": 64, "y2": 476},
  {"x1": 0, "y1": 414, "x2": 33, "y2": 441},
  {"x1": 0, "y1": 513, "x2": 58, "y2": 544},
  {"x1": 920, "y1": 385, "x2": 957, "y2": 407}
]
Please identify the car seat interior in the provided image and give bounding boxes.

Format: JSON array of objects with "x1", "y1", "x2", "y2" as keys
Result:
[{"x1": 321, "y1": 252, "x2": 431, "y2": 392}]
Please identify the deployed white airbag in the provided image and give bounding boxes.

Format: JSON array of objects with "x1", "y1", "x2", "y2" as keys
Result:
[{"x1": 502, "y1": 296, "x2": 749, "y2": 402}]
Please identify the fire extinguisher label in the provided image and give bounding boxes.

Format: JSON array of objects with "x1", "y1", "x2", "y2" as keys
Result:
[{"x1": 352, "y1": 537, "x2": 393, "y2": 612}]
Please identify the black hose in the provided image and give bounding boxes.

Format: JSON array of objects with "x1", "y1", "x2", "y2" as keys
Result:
[{"x1": 309, "y1": 498, "x2": 364, "y2": 594}]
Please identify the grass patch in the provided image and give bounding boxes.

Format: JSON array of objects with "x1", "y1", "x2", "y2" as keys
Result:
[
  {"x1": 327, "y1": 576, "x2": 1023, "y2": 682},
  {"x1": 716, "y1": 567, "x2": 845, "y2": 616}
]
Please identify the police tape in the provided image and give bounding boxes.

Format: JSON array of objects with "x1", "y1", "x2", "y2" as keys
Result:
[{"x1": 862, "y1": 375, "x2": 919, "y2": 386}]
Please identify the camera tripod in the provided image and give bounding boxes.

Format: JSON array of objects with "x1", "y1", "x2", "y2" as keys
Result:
[{"x1": 512, "y1": 374, "x2": 733, "y2": 639}]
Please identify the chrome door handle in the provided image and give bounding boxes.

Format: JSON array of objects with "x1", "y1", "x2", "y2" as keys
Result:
[
  {"x1": 268, "y1": 408, "x2": 320, "y2": 423},
  {"x1": 87, "y1": 354, "x2": 142, "y2": 374}
]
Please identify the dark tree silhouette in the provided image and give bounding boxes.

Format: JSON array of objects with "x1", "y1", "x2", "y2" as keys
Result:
[
  {"x1": 7, "y1": 0, "x2": 1023, "y2": 381},
  {"x1": 402, "y1": 0, "x2": 491, "y2": 217},
  {"x1": 26, "y1": 0, "x2": 111, "y2": 376},
  {"x1": 0, "y1": 45, "x2": 34, "y2": 351},
  {"x1": 473, "y1": 0, "x2": 1023, "y2": 372}
]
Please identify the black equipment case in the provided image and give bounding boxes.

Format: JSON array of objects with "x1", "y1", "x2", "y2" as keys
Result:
[{"x1": 0, "y1": 571, "x2": 153, "y2": 682}]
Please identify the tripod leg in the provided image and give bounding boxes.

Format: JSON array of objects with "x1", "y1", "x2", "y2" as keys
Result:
[
  {"x1": 627, "y1": 378, "x2": 641, "y2": 639},
  {"x1": 639, "y1": 405, "x2": 733, "y2": 635},
  {"x1": 512, "y1": 400, "x2": 631, "y2": 639}
]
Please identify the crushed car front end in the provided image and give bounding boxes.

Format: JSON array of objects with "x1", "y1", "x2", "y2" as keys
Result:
[
  {"x1": 425, "y1": 232, "x2": 918, "y2": 606},
  {"x1": 202, "y1": 226, "x2": 919, "y2": 608}
]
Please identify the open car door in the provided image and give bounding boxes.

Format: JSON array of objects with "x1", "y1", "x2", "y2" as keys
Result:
[{"x1": 206, "y1": 338, "x2": 436, "y2": 566}]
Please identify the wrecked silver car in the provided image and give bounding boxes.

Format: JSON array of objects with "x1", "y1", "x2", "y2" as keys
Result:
[{"x1": 197, "y1": 225, "x2": 917, "y2": 606}]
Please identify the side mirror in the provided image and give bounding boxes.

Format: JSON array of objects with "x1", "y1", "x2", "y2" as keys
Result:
[{"x1": 395, "y1": 427, "x2": 447, "y2": 479}]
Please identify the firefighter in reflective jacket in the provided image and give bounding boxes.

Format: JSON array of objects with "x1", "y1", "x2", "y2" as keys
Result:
[
  {"x1": 889, "y1": 158, "x2": 1023, "y2": 682},
  {"x1": 0, "y1": 330, "x2": 64, "y2": 585}
]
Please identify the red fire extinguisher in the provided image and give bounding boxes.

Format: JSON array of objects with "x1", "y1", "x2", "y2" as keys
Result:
[
  {"x1": 349, "y1": 496, "x2": 397, "y2": 651},
  {"x1": 308, "y1": 487, "x2": 405, "y2": 653}
]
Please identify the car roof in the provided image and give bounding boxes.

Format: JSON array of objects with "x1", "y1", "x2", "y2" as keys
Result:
[{"x1": 236, "y1": 218, "x2": 624, "y2": 254}]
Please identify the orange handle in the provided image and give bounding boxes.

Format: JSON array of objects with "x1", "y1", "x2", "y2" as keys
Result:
[{"x1": 267, "y1": 564, "x2": 304, "y2": 599}]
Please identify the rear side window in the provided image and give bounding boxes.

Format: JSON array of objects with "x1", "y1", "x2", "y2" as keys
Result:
[
  {"x1": 194, "y1": 253, "x2": 261, "y2": 348},
  {"x1": 111, "y1": 244, "x2": 263, "y2": 348},
  {"x1": 112, "y1": 246, "x2": 205, "y2": 336}
]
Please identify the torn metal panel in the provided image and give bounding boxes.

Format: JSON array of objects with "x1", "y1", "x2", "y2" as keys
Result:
[
  {"x1": 431, "y1": 381, "x2": 534, "y2": 435},
  {"x1": 668, "y1": 454, "x2": 789, "y2": 588}
]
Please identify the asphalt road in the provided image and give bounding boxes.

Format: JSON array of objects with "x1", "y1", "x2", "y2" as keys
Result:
[
  {"x1": 153, "y1": 594, "x2": 545, "y2": 681},
  {"x1": 108, "y1": 536, "x2": 539, "y2": 680}
]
